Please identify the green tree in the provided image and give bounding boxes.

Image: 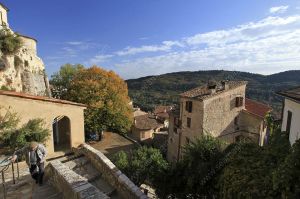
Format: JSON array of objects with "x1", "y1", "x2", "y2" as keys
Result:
[
  {"x1": 156, "y1": 135, "x2": 225, "y2": 198},
  {"x1": 0, "y1": 28, "x2": 22, "y2": 55},
  {"x1": 0, "y1": 106, "x2": 19, "y2": 136},
  {"x1": 66, "y1": 66, "x2": 133, "y2": 134},
  {"x1": 50, "y1": 63, "x2": 84, "y2": 99},
  {"x1": 113, "y1": 147, "x2": 169, "y2": 186},
  {"x1": 273, "y1": 139, "x2": 300, "y2": 198}
]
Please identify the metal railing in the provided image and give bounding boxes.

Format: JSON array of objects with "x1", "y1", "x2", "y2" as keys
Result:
[{"x1": 0, "y1": 156, "x2": 20, "y2": 199}]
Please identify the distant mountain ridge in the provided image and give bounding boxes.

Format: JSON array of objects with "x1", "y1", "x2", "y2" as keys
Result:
[{"x1": 126, "y1": 70, "x2": 300, "y2": 115}]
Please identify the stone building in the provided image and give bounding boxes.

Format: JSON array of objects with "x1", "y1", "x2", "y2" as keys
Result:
[
  {"x1": 131, "y1": 113, "x2": 164, "y2": 142},
  {"x1": 277, "y1": 86, "x2": 300, "y2": 145},
  {"x1": 0, "y1": 2, "x2": 50, "y2": 96},
  {"x1": 167, "y1": 81, "x2": 272, "y2": 163},
  {"x1": 0, "y1": 90, "x2": 86, "y2": 155},
  {"x1": 154, "y1": 105, "x2": 173, "y2": 128}
]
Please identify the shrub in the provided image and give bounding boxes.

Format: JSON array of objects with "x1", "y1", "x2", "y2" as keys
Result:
[
  {"x1": 0, "y1": 29, "x2": 22, "y2": 55},
  {"x1": 1, "y1": 118, "x2": 50, "y2": 150}
]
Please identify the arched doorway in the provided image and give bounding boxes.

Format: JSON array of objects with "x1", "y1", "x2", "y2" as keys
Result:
[{"x1": 52, "y1": 116, "x2": 71, "y2": 152}]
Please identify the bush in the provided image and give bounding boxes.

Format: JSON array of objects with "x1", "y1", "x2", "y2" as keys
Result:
[
  {"x1": 0, "y1": 29, "x2": 22, "y2": 55},
  {"x1": 1, "y1": 117, "x2": 50, "y2": 150},
  {"x1": 113, "y1": 147, "x2": 169, "y2": 186}
]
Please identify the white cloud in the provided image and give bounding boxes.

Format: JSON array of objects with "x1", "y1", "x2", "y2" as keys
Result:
[
  {"x1": 115, "y1": 40, "x2": 184, "y2": 56},
  {"x1": 269, "y1": 5, "x2": 289, "y2": 14},
  {"x1": 112, "y1": 15, "x2": 300, "y2": 79},
  {"x1": 66, "y1": 41, "x2": 84, "y2": 45},
  {"x1": 185, "y1": 15, "x2": 300, "y2": 46},
  {"x1": 89, "y1": 54, "x2": 114, "y2": 65}
]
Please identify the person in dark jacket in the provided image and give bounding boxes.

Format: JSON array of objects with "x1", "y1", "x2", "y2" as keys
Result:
[{"x1": 11, "y1": 141, "x2": 47, "y2": 186}]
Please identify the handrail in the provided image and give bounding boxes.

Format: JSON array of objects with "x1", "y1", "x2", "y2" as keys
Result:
[{"x1": 0, "y1": 155, "x2": 20, "y2": 199}]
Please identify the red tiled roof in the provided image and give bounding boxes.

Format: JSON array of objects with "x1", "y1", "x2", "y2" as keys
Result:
[
  {"x1": 134, "y1": 114, "x2": 164, "y2": 130},
  {"x1": 154, "y1": 106, "x2": 173, "y2": 114},
  {"x1": 0, "y1": 90, "x2": 87, "y2": 107},
  {"x1": 244, "y1": 98, "x2": 272, "y2": 118},
  {"x1": 180, "y1": 81, "x2": 247, "y2": 100}
]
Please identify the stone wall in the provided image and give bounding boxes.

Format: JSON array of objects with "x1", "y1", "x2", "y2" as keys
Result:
[
  {"x1": 74, "y1": 144, "x2": 148, "y2": 199},
  {"x1": 45, "y1": 160, "x2": 109, "y2": 199}
]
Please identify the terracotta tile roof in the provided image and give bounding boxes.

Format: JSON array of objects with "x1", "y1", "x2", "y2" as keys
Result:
[
  {"x1": 0, "y1": 90, "x2": 87, "y2": 107},
  {"x1": 154, "y1": 106, "x2": 173, "y2": 114},
  {"x1": 244, "y1": 98, "x2": 272, "y2": 118},
  {"x1": 180, "y1": 81, "x2": 247, "y2": 100},
  {"x1": 277, "y1": 86, "x2": 300, "y2": 102},
  {"x1": 134, "y1": 114, "x2": 164, "y2": 130}
]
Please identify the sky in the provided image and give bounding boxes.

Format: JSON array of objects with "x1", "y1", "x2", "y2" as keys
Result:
[{"x1": 3, "y1": 0, "x2": 300, "y2": 79}]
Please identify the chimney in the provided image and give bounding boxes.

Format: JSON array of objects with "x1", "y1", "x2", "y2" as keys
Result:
[
  {"x1": 208, "y1": 79, "x2": 217, "y2": 94},
  {"x1": 222, "y1": 81, "x2": 229, "y2": 90}
]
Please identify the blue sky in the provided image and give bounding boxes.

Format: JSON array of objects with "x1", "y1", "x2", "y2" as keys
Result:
[{"x1": 3, "y1": 0, "x2": 300, "y2": 79}]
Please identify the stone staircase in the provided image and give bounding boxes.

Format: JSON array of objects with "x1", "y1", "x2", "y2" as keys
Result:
[
  {"x1": 61, "y1": 154, "x2": 123, "y2": 199},
  {"x1": 1, "y1": 175, "x2": 63, "y2": 199}
]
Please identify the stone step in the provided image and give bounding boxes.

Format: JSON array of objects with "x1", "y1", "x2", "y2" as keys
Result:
[
  {"x1": 90, "y1": 176, "x2": 115, "y2": 196},
  {"x1": 32, "y1": 183, "x2": 62, "y2": 199},
  {"x1": 63, "y1": 156, "x2": 89, "y2": 170}
]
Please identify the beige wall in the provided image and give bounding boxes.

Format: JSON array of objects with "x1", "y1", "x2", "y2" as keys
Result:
[
  {"x1": 0, "y1": 6, "x2": 8, "y2": 27},
  {"x1": 19, "y1": 36, "x2": 37, "y2": 54},
  {"x1": 131, "y1": 127, "x2": 154, "y2": 141},
  {"x1": 281, "y1": 98, "x2": 300, "y2": 145},
  {"x1": 0, "y1": 94, "x2": 86, "y2": 155}
]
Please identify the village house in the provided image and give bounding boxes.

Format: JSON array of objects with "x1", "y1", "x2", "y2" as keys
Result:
[
  {"x1": 277, "y1": 86, "x2": 300, "y2": 145},
  {"x1": 131, "y1": 113, "x2": 164, "y2": 142},
  {"x1": 0, "y1": 90, "x2": 86, "y2": 155},
  {"x1": 154, "y1": 105, "x2": 173, "y2": 128},
  {"x1": 167, "y1": 81, "x2": 272, "y2": 163}
]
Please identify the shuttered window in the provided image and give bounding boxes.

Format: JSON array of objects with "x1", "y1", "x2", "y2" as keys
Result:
[
  {"x1": 235, "y1": 97, "x2": 244, "y2": 107},
  {"x1": 186, "y1": 101, "x2": 193, "y2": 113}
]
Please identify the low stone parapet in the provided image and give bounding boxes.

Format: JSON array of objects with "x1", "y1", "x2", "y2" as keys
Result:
[
  {"x1": 75, "y1": 144, "x2": 148, "y2": 199},
  {"x1": 45, "y1": 160, "x2": 109, "y2": 199}
]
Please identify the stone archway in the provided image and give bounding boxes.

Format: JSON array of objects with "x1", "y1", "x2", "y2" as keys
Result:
[{"x1": 52, "y1": 116, "x2": 71, "y2": 152}]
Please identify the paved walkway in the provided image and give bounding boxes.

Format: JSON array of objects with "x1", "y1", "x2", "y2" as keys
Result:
[{"x1": 90, "y1": 132, "x2": 137, "y2": 159}]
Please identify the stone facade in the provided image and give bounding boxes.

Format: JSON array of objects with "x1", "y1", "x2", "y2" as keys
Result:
[
  {"x1": 0, "y1": 3, "x2": 50, "y2": 96},
  {"x1": 74, "y1": 144, "x2": 148, "y2": 199},
  {"x1": 167, "y1": 81, "x2": 271, "y2": 163}
]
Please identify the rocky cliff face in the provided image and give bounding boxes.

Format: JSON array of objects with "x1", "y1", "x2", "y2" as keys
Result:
[{"x1": 0, "y1": 34, "x2": 50, "y2": 96}]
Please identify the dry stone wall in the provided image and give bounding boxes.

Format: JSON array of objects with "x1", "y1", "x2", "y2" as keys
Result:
[
  {"x1": 74, "y1": 144, "x2": 148, "y2": 199},
  {"x1": 45, "y1": 160, "x2": 109, "y2": 199}
]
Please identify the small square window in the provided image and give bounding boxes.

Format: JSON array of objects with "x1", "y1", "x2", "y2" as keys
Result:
[{"x1": 235, "y1": 97, "x2": 244, "y2": 107}]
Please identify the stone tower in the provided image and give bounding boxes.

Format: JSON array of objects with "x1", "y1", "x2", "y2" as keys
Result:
[{"x1": 0, "y1": 2, "x2": 51, "y2": 96}]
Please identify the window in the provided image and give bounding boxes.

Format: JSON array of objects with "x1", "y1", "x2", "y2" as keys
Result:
[
  {"x1": 187, "y1": 117, "x2": 191, "y2": 128},
  {"x1": 174, "y1": 117, "x2": 179, "y2": 126},
  {"x1": 186, "y1": 101, "x2": 193, "y2": 113},
  {"x1": 141, "y1": 132, "x2": 145, "y2": 139},
  {"x1": 235, "y1": 97, "x2": 244, "y2": 107},
  {"x1": 234, "y1": 116, "x2": 238, "y2": 125},
  {"x1": 286, "y1": 111, "x2": 293, "y2": 134},
  {"x1": 173, "y1": 127, "x2": 177, "y2": 134}
]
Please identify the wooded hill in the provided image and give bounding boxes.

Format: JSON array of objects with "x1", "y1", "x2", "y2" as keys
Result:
[{"x1": 126, "y1": 70, "x2": 300, "y2": 115}]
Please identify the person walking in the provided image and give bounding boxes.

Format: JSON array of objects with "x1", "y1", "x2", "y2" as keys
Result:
[{"x1": 11, "y1": 141, "x2": 47, "y2": 186}]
